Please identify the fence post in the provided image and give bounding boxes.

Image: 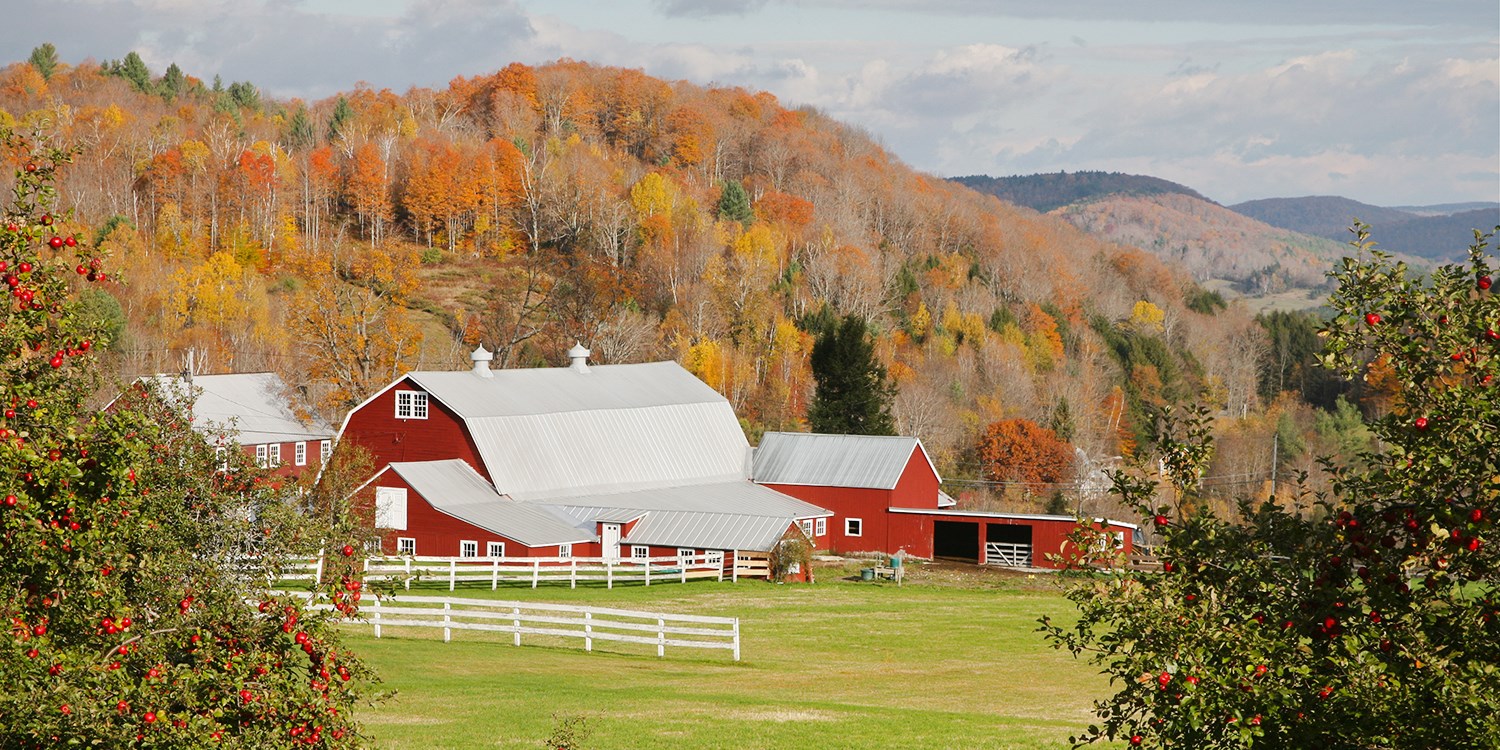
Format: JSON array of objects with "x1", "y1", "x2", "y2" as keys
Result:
[
  {"x1": 606, "y1": 560, "x2": 613, "y2": 589},
  {"x1": 732, "y1": 552, "x2": 738, "y2": 583},
  {"x1": 680, "y1": 557, "x2": 687, "y2": 584},
  {"x1": 449, "y1": 559, "x2": 457, "y2": 592},
  {"x1": 492, "y1": 559, "x2": 499, "y2": 590},
  {"x1": 570, "y1": 559, "x2": 577, "y2": 589},
  {"x1": 404, "y1": 558, "x2": 411, "y2": 590},
  {"x1": 442, "y1": 601, "x2": 451, "y2": 643},
  {"x1": 644, "y1": 559, "x2": 651, "y2": 587},
  {"x1": 732, "y1": 617, "x2": 740, "y2": 662},
  {"x1": 532, "y1": 559, "x2": 540, "y2": 589},
  {"x1": 584, "y1": 611, "x2": 593, "y2": 653},
  {"x1": 657, "y1": 617, "x2": 665, "y2": 658},
  {"x1": 512, "y1": 605, "x2": 521, "y2": 647},
  {"x1": 717, "y1": 556, "x2": 724, "y2": 582},
  {"x1": 314, "y1": 549, "x2": 325, "y2": 586},
  {"x1": 372, "y1": 598, "x2": 381, "y2": 639}
]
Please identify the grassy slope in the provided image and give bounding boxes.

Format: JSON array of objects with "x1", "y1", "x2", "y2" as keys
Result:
[{"x1": 350, "y1": 562, "x2": 1115, "y2": 749}]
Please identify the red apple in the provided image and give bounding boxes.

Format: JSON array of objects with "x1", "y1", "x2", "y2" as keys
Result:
[
  {"x1": 1364, "y1": 312, "x2": 1381, "y2": 325},
  {"x1": 1414, "y1": 416, "x2": 1429, "y2": 430},
  {"x1": 48, "y1": 236, "x2": 63, "y2": 249},
  {"x1": 64, "y1": 235, "x2": 77, "y2": 247},
  {"x1": 1480, "y1": 275, "x2": 1493, "y2": 290},
  {"x1": 341, "y1": 544, "x2": 356, "y2": 557}
]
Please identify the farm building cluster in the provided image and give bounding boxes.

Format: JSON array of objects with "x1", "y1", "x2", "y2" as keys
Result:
[{"x1": 151, "y1": 345, "x2": 1135, "y2": 575}]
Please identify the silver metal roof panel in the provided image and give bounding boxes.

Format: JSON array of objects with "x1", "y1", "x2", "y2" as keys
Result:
[
  {"x1": 145, "y1": 373, "x2": 332, "y2": 445},
  {"x1": 387, "y1": 460, "x2": 595, "y2": 546},
  {"x1": 752, "y1": 432, "x2": 938, "y2": 490}
]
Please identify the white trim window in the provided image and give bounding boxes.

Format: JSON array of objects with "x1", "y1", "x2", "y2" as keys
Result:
[
  {"x1": 395, "y1": 390, "x2": 429, "y2": 420},
  {"x1": 255, "y1": 444, "x2": 268, "y2": 468},
  {"x1": 814, "y1": 517, "x2": 827, "y2": 536},
  {"x1": 487, "y1": 541, "x2": 506, "y2": 558},
  {"x1": 267, "y1": 444, "x2": 282, "y2": 467},
  {"x1": 460, "y1": 540, "x2": 478, "y2": 558},
  {"x1": 799, "y1": 520, "x2": 814, "y2": 539},
  {"x1": 845, "y1": 518, "x2": 863, "y2": 537},
  {"x1": 396, "y1": 537, "x2": 416, "y2": 556},
  {"x1": 706, "y1": 550, "x2": 724, "y2": 566},
  {"x1": 631, "y1": 545, "x2": 649, "y2": 560},
  {"x1": 320, "y1": 440, "x2": 332, "y2": 462},
  {"x1": 294, "y1": 441, "x2": 307, "y2": 466},
  {"x1": 677, "y1": 548, "x2": 695, "y2": 564},
  {"x1": 557, "y1": 543, "x2": 573, "y2": 559}
]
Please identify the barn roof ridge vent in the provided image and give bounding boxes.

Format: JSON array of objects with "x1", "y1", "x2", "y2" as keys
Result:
[
  {"x1": 567, "y1": 341, "x2": 591, "y2": 373},
  {"x1": 470, "y1": 344, "x2": 494, "y2": 378}
]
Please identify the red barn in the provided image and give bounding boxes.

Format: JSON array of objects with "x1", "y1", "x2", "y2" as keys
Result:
[
  {"x1": 753, "y1": 431, "x2": 1135, "y2": 569},
  {"x1": 339, "y1": 345, "x2": 831, "y2": 563},
  {"x1": 136, "y1": 372, "x2": 333, "y2": 480}
]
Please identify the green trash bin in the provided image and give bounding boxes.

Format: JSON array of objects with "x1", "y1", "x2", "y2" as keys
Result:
[
  {"x1": 860, "y1": 568, "x2": 875, "y2": 581},
  {"x1": 889, "y1": 555, "x2": 903, "y2": 568}
]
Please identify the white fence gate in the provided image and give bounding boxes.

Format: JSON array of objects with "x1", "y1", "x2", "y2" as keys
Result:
[{"x1": 983, "y1": 542, "x2": 1033, "y2": 568}]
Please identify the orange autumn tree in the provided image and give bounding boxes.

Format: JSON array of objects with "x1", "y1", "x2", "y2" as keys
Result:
[{"x1": 978, "y1": 418, "x2": 1076, "y2": 493}]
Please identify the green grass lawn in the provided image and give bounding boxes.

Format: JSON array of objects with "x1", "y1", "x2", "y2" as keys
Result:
[{"x1": 348, "y1": 561, "x2": 1113, "y2": 749}]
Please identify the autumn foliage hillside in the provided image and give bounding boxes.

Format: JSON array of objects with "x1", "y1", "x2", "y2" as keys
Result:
[{"x1": 0, "y1": 54, "x2": 1268, "y2": 506}]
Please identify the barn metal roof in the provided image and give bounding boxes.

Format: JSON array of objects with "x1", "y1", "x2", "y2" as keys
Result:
[
  {"x1": 752, "y1": 432, "x2": 939, "y2": 490},
  {"x1": 534, "y1": 481, "x2": 829, "y2": 552},
  {"x1": 144, "y1": 373, "x2": 332, "y2": 446},
  {"x1": 385, "y1": 460, "x2": 594, "y2": 546},
  {"x1": 406, "y1": 363, "x2": 753, "y2": 499}
]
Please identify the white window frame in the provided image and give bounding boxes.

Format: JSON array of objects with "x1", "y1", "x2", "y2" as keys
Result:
[
  {"x1": 374, "y1": 487, "x2": 408, "y2": 530},
  {"x1": 799, "y1": 520, "x2": 814, "y2": 539},
  {"x1": 557, "y1": 543, "x2": 572, "y2": 559},
  {"x1": 267, "y1": 443, "x2": 281, "y2": 467},
  {"x1": 706, "y1": 550, "x2": 724, "y2": 566},
  {"x1": 631, "y1": 545, "x2": 649, "y2": 560},
  {"x1": 255, "y1": 444, "x2": 268, "y2": 468},
  {"x1": 460, "y1": 540, "x2": 478, "y2": 558},
  {"x1": 845, "y1": 518, "x2": 863, "y2": 537},
  {"x1": 677, "y1": 548, "x2": 694, "y2": 564},
  {"x1": 294, "y1": 441, "x2": 307, "y2": 466},
  {"x1": 320, "y1": 440, "x2": 332, "y2": 462},
  {"x1": 487, "y1": 541, "x2": 506, "y2": 558},
  {"x1": 814, "y1": 517, "x2": 827, "y2": 536},
  {"x1": 395, "y1": 390, "x2": 429, "y2": 420},
  {"x1": 396, "y1": 537, "x2": 416, "y2": 556}
]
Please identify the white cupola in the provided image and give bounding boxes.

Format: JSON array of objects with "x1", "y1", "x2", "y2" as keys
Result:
[
  {"x1": 567, "y1": 342, "x2": 591, "y2": 373},
  {"x1": 470, "y1": 344, "x2": 494, "y2": 378}
]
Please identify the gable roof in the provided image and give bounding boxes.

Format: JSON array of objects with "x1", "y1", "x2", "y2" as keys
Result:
[
  {"x1": 354, "y1": 362, "x2": 753, "y2": 501},
  {"x1": 382, "y1": 460, "x2": 594, "y2": 547},
  {"x1": 144, "y1": 372, "x2": 331, "y2": 446},
  {"x1": 535, "y1": 480, "x2": 829, "y2": 551},
  {"x1": 752, "y1": 432, "x2": 940, "y2": 490}
]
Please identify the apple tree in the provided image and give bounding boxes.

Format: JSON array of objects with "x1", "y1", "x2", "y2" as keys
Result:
[
  {"x1": 1041, "y1": 226, "x2": 1499, "y2": 749},
  {"x1": 1, "y1": 128, "x2": 378, "y2": 746}
]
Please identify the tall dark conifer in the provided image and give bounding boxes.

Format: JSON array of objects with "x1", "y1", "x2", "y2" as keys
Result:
[{"x1": 807, "y1": 315, "x2": 896, "y2": 435}]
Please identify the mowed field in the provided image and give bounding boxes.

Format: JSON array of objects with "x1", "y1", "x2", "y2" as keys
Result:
[{"x1": 348, "y1": 561, "x2": 1115, "y2": 750}]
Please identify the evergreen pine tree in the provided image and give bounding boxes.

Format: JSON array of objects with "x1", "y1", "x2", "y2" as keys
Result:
[
  {"x1": 807, "y1": 315, "x2": 897, "y2": 435},
  {"x1": 28, "y1": 43, "x2": 58, "y2": 80},
  {"x1": 715, "y1": 179, "x2": 753, "y2": 225}
]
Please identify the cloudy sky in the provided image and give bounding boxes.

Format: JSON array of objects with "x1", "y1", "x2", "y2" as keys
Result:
[{"x1": 4, "y1": 0, "x2": 1496, "y2": 206}]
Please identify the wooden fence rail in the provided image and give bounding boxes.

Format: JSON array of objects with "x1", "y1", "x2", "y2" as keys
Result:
[
  {"x1": 272, "y1": 591, "x2": 740, "y2": 661},
  {"x1": 282, "y1": 552, "x2": 771, "y2": 591}
]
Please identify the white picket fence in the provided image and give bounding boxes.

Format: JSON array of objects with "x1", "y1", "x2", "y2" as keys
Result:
[
  {"x1": 275, "y1": 590, "x2": 740, "y2": 661},
  {"x1": 983, "y1": 542, "x2": 1034, "y2": 567},
  {"x1": 281, "y1": 552, "x2": 771, "y2": 591}
]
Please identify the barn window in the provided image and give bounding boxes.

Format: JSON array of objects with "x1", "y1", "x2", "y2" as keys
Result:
[
  {"x1": 487, "y1": 541, "x2": 506, "y2": 558},
  {"x1": 677, "y1": 548, "x2": 694, "y2": 564},
  {"x1": 255, "y1": 444, "x2": 268, "y2": 468},
  {"x1": 814, "y1": 517, "x2": 827, "y2": 536},
  {"x1": 845, "y1": 518, "x2": 863, "y2": 537},
  {"x1": 294, "y1": 442, "x2": 307, "y2": 466},
  {"x1": 460, "y1": 540, "x2": 478, "y2": 558},
  {"x1": 631, "y1": 545, "x2": 648, "y2": 560},
  {"x1": 799, "y1": 520, "x2": 814, "y2": 538},
  {"x1": 706, "y1": 550, "x2": 724, "y2": 566},
  {"x1": 267, "y1": 444, "x2": 282, "y2": 467},
  {"x1": 320, "y1": 440, "x2": 332, "y2": 462},
  {"x1": 558, "y1": 543, "x2": 572, "y2": 558},
  {"x1": 374, "y1": 487, "x2": 408, "y2": 530},
  {"x1": 395, "y1": 391, "x2": 429, "y2": 420},
  {"x1": 396, "y1": 537, "x2": 416, "y2": 556}
]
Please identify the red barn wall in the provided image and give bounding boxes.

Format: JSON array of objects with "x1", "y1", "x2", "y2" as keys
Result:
[
  {"x1": 759, "y1": 445, "x2": 940, "y2": 557},
  {"x1": 341, "y1": 378, "x2": 489, "y2": 480},
  {"x1": 239, "y1": 439, "x2": 328, "y2": 480},
  {"x1": 365, "y1": 472, "x2": 585, "y2": 558}
]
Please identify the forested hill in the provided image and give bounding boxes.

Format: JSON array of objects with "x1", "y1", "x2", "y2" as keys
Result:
[
  {"x1": 0, "y1": 52, "x2": 1267, "y2": 499},
  {"x1": 1231, "y1": 196, "x2": 1500, "y2": 261},
  {"x1": 952, "y1": 171, "x2": 1211, "y2": 213}
]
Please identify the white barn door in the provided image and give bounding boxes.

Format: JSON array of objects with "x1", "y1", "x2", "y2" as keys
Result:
[{"x1": 601, "y1": 523, "x2": 621, "y2": 560}]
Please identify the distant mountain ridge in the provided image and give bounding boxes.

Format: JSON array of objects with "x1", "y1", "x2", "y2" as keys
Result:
[
  {"x1": 952, "y1": 171, "x2": 1211, "y2": 213},
  {"x1": 1230, "y1": 196, "x2": 1499, "y2": 261}
]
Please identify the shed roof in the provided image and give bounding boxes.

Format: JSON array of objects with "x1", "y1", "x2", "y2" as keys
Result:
[
  {"x1": 752, "y1": 432, "x2": 939, "y2": 490},
  {"x1": 145, "y1": 373, "x2": 331, "y2": 446},
  {"x1": 387, "y1": 362, "x2": 753, "y2": 500},
  {"x1": 384, "y1": 460, "x2": 594, "y2": 547}
]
